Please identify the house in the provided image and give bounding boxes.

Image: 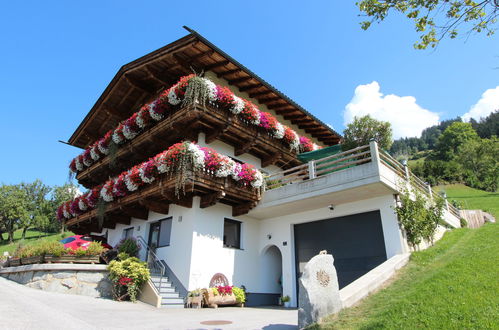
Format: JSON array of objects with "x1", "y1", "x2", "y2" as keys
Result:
[{"x1": 58, "y1": 27, "x2": 461, "y2": 308}]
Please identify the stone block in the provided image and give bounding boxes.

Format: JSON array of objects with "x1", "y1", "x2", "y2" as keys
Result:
[
  {"x1": 46, "y1": 279, "x2": 69, "y2": 294},
  {"x1": 27, "y1": 280, "x2": 48, "y2": 290},
  {"x1": 298, "y1": 252, "x2": 342, "y2": 329},
  {"x1": 18, "y1": 271, "x2": 33, "y2": 284},
  {"x1": 32, "y1": 271, "x2": 50, "y2": 282},
  {"x1": 96, "y1": 279, "x2": 113, "y2": 298},
  {"x1": 61, "y1": 278, "x2": 77, "y2": 289},
  {"x1": 79, "y1": 283, "x2": 100, "y2": 298},
  {"x1": 76, "y1": 271, "x2": 105, "y2": 283},
  {"x1": 52, "y1": 271, "x2": 75, "y2": 279}
]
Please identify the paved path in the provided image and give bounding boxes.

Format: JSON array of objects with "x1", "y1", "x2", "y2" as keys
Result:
[{"x1": 0, "y1": 277, "x2": 297, "y2": 330}]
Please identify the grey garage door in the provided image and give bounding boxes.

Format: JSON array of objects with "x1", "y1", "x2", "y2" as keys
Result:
[{"x1": 294, "y1": 210, "x2": 387, "y2": 290}]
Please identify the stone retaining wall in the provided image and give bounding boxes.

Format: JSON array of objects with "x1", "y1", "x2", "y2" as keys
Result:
[{"x1": 0, "y1": 264, "x2": 112, "y2": 298}]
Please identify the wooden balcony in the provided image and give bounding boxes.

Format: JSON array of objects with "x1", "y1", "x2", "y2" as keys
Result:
[
  {"x1": 76, "y1": 103, "x2": 303, "y2": 188},
  {"x1": 67, "y1": 170, "x2": 262, "y2": 234}
]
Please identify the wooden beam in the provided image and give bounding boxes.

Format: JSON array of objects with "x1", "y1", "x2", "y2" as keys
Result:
[
  {"x1": 121, "y1": 205, "x2": 149, "y2": 220},
  {"x1": 262, "y1": 153, "x2": 283, "y2": 168},
  {"x1": 234, "y1": 133, "x2": 259, "y2": 156},
  {"x1": 139, "y1": 199, "x2": 170, "y2": 215},
  {"x1": 204, "y1": 60, "x2": 230, "y2": 71},
  {"x1": 228, "y1": 76, "x2": 253, "y2": 85},
  {"x1": 239, "y1": 84, "x2": 262, "y2": 92},
  {"x1": 249, "y1": 90, "x2": 273, "y2": 98},
  {"x1": 283, "y1": 114, "x2": 307, "y2": 120},
  {"x1": 200, "y1": 191, "x2": 226, "y2": 208},
  {"x1": 257, "y1": 96, "x2": 281, "y2": 103},
  {"x1": 205, "y1": 119, "x2": 232, "y2": 143},
  {"x1": 267, "y1": 103, "x2": 290, "y2": 110},
  {"x1": 160, "y1": 190, "x2": 193, "y2": 208},
  {"x1": 232, "y1": 201, "x2": 258, "y2": 217},
  {"x1": 217, "y1": 69, "x2": 241, "y2": 78},
  {"x1": 124, "y1": 74, "x2": 156, "y2": 95}
]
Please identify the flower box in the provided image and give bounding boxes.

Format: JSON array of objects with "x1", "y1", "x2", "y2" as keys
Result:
[
  {"x1": 8, "y1": 258, "x2": 21, "y2": 267},
  {"x1": 203, "y1": 290, "x2": 239, "y2": 308},
  {"x1": 21, "y1": 255, "x2": 44, "y2": 265},
  {"x1": 45, "y1": 254, "x2": 100, "y2": 264}
]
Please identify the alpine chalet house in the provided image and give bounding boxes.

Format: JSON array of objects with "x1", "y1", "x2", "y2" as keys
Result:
[{"x1": 58, "y1": 27, "x2": 461, "y2": 308}]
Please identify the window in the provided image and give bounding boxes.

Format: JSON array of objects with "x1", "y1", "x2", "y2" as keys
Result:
[
  {"x1": 60, "y1": 237, "x2": 75, "y2": 244},
  {"x1": 223, "y1": 218, "x2": 241, "y2": 249},
  {"x1": 148, "y1": 217, "x2": 172, "y2": 249},
  {"x1": 123, "y1": 227, "x2": 134, "y2": 239}
]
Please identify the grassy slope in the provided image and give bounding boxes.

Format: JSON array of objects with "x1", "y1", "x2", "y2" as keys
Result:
[
  {"x1": 436, "y1": 184, "x2": 498, "y2": 219},
  {"x1": 314, "y1": 223, "x2": 499, "y2": 329},
  {"x1": 0, "y1": 229, "x2": 73, "y2": 255}
]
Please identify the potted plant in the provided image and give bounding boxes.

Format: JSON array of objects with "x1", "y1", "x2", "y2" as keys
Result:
[
  {"x1": 233, "y1": 286, "x2": 246, "y2": 307},
  {"x1": 20, "y1": 245, "x2": 44, "y2": 265},
  {"x1": 203, "y1": 286, "x2": 238, "y2": 308},
  {"x1": 280, "y1": 295, "x2": 291, "y2": 308},
  {"x1": 187, "y1": 289, "x2": 203, "y2": 308},
  {"x1": 107, "y1": 253, "x2": 150, "y2": 302}
]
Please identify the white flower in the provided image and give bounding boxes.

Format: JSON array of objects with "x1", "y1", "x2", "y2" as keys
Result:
[
  {"x1": 98, "y1": 140, "x2": 109, "y2": 155},
  {"x1": 139, "y1": 165, "x2": 155, "y2": 184},
  {"x1": 289, "y1": 131, "x2": 300, "y2": 152},
  {"x1": 187, "y1": 142, "x2": 205, "y2": 169},
  {"x1": 112, "y1": 130, "x2": 124, "y2": 144},
  {"x1": 136, "y1": 111, "x2": 146, "y2": 128},
  {"x1": 148, "y1": 103, "x2": 163, "y2": 121},
  {"x1": 231, "y1": 95, "x2": 245, "y2": 114},
  {"x1": 168, "y1": 87, "x2": 182, "y2": 105},
  {"x1": 231, "y1": 163, "x2": 242, "y2": 181},
  {"x1": 78, "y1": 198, "x2": 88, "y2": 211},
  {"x1": 312, "y1": 143, "x2": 320, "y2": 151},
  {"x1": 155, "y1": 153, "x2": 170, "y2": 174},
  {"x1": 203, "y1": 78, "x2": 218, "y2": 102},
  {"x1": 62, "y1": 204, "x2": 71, "y2": 219},
  {"x1": 122, "y1": 124, "x2": 139, "y2": 140},
  {"x1": 75, "y1": 157, "x2": 84, "y2": 171},
  {"x1": 215, "y1": 156, "x2": 236, "y2": 178},
  {"x1": 82, "y1": 155, "x2": 92, "y2": 167},
  {"x1": 251, "y1": 170, "x2": 264, "y2": 188},
  {"x1": 274, "y1": 122, "x2": 285, "y2": 139},
  {"x1": 124, "y1": 172, "x2": 139, "y2": 192},
  {"x1": 100, "y1": 185, "x2": 114, "y2": 202},
  {"x1": 90, "y1": 146, "x2": 100, "y2": 161}
]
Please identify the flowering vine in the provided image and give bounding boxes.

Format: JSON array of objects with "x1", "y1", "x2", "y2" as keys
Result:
[
  {"x1": 58, "y1": 141, "x2": 264, "y2": 221},
  {"x1": 69, "y1": 75, "x2": 322, "y2": 174}
]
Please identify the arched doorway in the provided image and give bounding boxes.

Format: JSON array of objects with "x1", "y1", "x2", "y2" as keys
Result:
[{"x1": 260, "y1": 245, "x2": 283, "y2": 303}]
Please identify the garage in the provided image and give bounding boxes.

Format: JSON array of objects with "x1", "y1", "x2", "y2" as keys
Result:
[{"x1": 294, "y1": 210, "x2": 387, "y2": 290}]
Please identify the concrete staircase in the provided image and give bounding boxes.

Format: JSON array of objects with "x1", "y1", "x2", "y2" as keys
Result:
[{"x1": 150, "y1": 275, "x2": 185, "y2": 308}]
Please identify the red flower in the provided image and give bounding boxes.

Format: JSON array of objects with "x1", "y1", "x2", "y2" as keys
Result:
[
  {"x1": 216, "y1": 86, "x2": 236, "y2": 110},
  {"x1": 299, "y1": 136, "x2": 314, "y2": 152},
  {"x1": 118, "y1": 277, "x2": 134, "y2": 286},
  {"x1": 240, "y1": 100, "x2": 260, "y2": 123},
  {"x1": 113, "y1": 174, "x2": 128, "y2": 198},
  {"x1": 216, "y1": 285, "x2": 233, "y2": 295}
]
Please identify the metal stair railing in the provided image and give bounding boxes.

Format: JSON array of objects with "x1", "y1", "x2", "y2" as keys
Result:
[{"x1": 136, "y1": 235, "x2": 166, "y2": 293}]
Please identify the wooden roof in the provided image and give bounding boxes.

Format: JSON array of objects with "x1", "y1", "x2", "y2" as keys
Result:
[{"x1": 68, "y1": 26, "x2": 342, "y2": 149}]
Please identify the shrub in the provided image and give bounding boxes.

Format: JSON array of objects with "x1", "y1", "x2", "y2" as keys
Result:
[
  {"x1": 40, "y1": 241, "x2": 66, "y2": 257},
  {"x1": 108, "y1": 255, "x2": 150, "y2": 302},
  {"x1": 116, "y1": 237, "x2": 140, "y2": 258},
  {"x1": 233, "y1": 286, "x2": 246, "y2": 303}
]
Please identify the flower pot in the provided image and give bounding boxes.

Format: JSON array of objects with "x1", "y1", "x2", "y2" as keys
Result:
[
  {"x1": 203, "y1": 290, "x2": 237, "y2": 308},
  {"x1": 21, "y1": 255, "x2": 44, "y2": 265},
  {"x1": 284, "y1": 301, "x2": 291, "y2": 308},
  {"x1": 187, "y1": 295, "x2": 203, "y2": 308},
  {"x1": 45, "y1": 254, "x2": 100, "y2": 264}
]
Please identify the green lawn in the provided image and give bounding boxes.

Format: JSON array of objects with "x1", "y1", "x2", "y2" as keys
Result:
[
  {"x1": 436, "y1": 184, "x2": 498, "y2": 219},
  {"x1": 311, "y1": 223, "x2": 499, "y2": 329},
  {"x1": 0, "y1": 229, "x2": 73, "y2": 256}
]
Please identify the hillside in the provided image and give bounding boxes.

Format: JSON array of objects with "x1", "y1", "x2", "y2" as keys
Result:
[
  {"x1": 0, "y1": 229, "x2": 73, "y2": 256},
  {"x1": 436, "y1": 184, "x2": 498, "y2": 219},
  {"x1": 312, "y1": 223, "x2": 499, "y2": 329}
]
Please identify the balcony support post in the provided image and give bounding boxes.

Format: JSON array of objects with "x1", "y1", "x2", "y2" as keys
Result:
[
  {"x1": 369, "y1": 140, "x2": 381, "y2": 170},
  {"x1": 308, "y1": 160, "x2": 316, "y2": 179}
]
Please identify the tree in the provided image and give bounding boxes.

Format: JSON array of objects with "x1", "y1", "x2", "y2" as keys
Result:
[
  {"x1": 0, "y1": 185, "x2": 29, "y2": 243},
  {"x1": 342, "y1": 115, "x2": 393, "y2": 151},
  {"x1": 357, "y1": 1, "x2": 499, "y2": 49},
  {"x1": 434, "y1": 121, "x2": 479, "y2": 160},
  {"x1": 20, "y1": 180, "x2": 51, "y2": 239},
  {"x1": 457, "y1": 136, "x2": 498, "y2": 191},
  {"x1": 49, "y1": 184, "x2": 80, "y2": 233},
  {"x1": 470, "y1": 110, "x2": 499, "y2": 138}
]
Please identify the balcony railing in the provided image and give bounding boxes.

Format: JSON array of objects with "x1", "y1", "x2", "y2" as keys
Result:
[{"x1": 265, "y1": 141, "x2": 461, "y2": 219}]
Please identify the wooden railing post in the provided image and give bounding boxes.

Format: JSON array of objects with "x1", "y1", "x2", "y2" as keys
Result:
[
  {"x1": 427, "y1": 184, "x2": 433, "y2": 201},
  {"x1": 308, "y1": 160, "x2": 316, "y2": 179}
]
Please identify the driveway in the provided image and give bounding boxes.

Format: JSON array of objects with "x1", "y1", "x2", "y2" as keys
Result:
[{"x1": 0, "y1": 277, "x2": 297, "y2": 330}]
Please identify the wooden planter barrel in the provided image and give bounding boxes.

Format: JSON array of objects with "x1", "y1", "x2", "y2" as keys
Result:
[
  {"x1": 203, "y1": 291, "x2": 240, "y2": 308},
  {"x1": 45, "y1": 254, "x2": 100, "y2": 264},
  {"x1": 21, "y1": 255, "x2": 44, "y2": 265}
]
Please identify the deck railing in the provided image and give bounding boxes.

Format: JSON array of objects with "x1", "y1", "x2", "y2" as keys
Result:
[
  {"x1": 137, "y1": 235, "x2": 166, "y2": 292},
  {"x1": 265, "y1": 141, "x2": 461, "y2": 219},
  {"x1": 265, "y1": 144, "x2": 372, "y2": 190}
]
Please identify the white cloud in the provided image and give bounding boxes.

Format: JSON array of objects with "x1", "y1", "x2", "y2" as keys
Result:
[
  {"x1": 344, "y1": 81, "x2": 440, "y2": 139},
  {"x1": 462, "y1": 86, "x2": 499, "y2": 122}
]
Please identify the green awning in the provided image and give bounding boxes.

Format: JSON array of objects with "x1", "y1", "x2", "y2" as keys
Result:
[{"x1": 297, "y1": 144, "x2": 343, "y2": 162}]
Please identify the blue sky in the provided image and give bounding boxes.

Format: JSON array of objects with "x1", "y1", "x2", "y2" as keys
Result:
[{"x1": 0, "y1": 1, "x2": 498, "y2": 187}]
